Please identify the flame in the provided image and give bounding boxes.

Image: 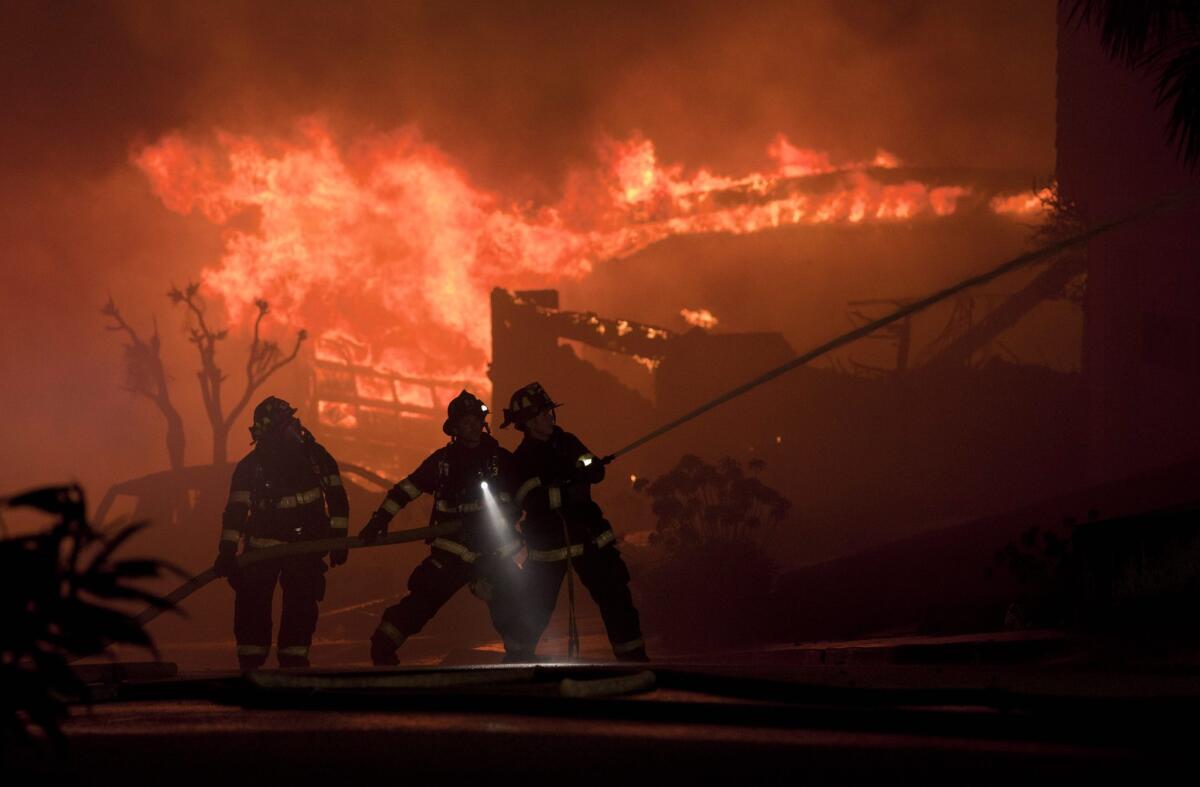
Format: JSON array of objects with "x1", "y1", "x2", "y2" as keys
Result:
[
  {"x1": 989, "y1": 187, "x2": 1052, "y2": 218},
  {"x1": 680, "y1": 308, "x2": 719, "y2": 330},
  {"x1": 135, "y1": 119, "x2": 1039, "y2": 389}
]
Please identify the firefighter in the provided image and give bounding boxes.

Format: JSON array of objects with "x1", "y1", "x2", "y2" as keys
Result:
[
  {"x1": 359, "y1": 390, "x2": 532, "y2": 665},
  {"x1": 212, "y1": 396, "x2": 350, "y2": 670},
  {"x1": 504, "y1": 382, "x2": 647, "y2": 661}
]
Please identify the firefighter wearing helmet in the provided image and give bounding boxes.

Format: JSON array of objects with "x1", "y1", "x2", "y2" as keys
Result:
[
  {"x1": 505, "y1": 382, "x2": 647, "y2": 661},
  {"x1": 213, "y1": 396, "x2": 351, "y2": 670},
  {"x1": 359, "y1": 390, "x2": 534, "y2": 664}
]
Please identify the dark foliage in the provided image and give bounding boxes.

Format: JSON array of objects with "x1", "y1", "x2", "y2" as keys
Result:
[
  {"x1": 1069, "y1": 1, "x2": 1200, "y2": 167},
  {"x1": 635, "y1": 454, "x2": 790, "y2": 553},
  {"x1": 0, "y1": 485, "x2": 179, "y2": 752},
  {"x1": 992, "y1": 522, "x2": 1080, "y2": 628},
  {"x1": 634, "y1": 456, "x2": 792, "y2": 650}
]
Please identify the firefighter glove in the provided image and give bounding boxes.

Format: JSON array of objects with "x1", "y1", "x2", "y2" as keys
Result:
[
  {"x1": 359, "y1": 511, "x2": 390, "y2": 542},
  {"x1": 329, "y1": 547, "x2": 349, "y2": 567},
  {"x1": 213, "y1": 544, "x2": 240, "y2": 578}
]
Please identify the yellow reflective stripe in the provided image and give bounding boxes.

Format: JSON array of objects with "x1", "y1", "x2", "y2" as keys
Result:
[
  {"x1": 330, "y1": 517, "x2": 349, "y2": 529},
  {"x1": 496, "y1": 539, "x2": 522, "y2": 559},
  {"x1": 228, "y1": 490, "x2": 251, "y2": 506},
  {"x1": 431, "y1": 538, "x2": 479, "y2": 563},
  {"x1": 382, "y1": 498, "x2": 402, "y2": 514},
  {"x1": 323, "y1": 474, "x2": 343, "y2": 487},
  {"x1": 277, "y1": 487, "x2": 322, "y2": 508},
  {"x1": 399, "y1": 478, "x2": 422, "y2": 500},
  {"x1": 220, "y1": 528, "x2": 242, "y2": 543},
  {"x1": 576, "y1": 453, "x2": 597, "y2": 467},
  {"x1": 237, "y1": 645, "x2": 269, "y2": 656},
  {"x1": 527, "y1": 530, "x2": 616, "y2": 562},
  {"x1": 248, "y1": 536, "x2": 288, "y2": 549},
  {"x1": 436, "y1": 499, "x2": 483, "y2": 513},
  {"x1": 547, "y1": 486, "x2": 563, "y2": 510},
  {"x1": 378, "y1": 622, "x2": 406, "y2": 647},
  {"x1": 528, "y1": 544, "x2": 578, "y2": 561},
  {"x1": 611, "y1": 637, "x2": 645, "y2": 654},
  {"x1": 515, "y1": 477, "x2": 542, "y2": 506},
  {"x1": 278, "y1": 645, "x2": 310, "y2": 657}
]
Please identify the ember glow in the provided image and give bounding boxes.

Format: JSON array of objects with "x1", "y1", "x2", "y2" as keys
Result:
[
  {"x1": 680, "y1": 308, "x2": 720, "y2": 330},
  {"x1": 989, "y1": 187, "x2": 1053, "y2": 217},
  {"x1": 135, "y1": 120, "x2": 1047, "y2": 389}
]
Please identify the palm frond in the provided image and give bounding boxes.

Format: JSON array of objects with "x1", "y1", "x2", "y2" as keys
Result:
[{"x1": 1150, "y1": 37, "x2": 1200, "y2": 166}]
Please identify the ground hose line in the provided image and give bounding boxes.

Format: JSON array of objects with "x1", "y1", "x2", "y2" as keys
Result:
[{"x1": 135, "y1": 521, "x2": 461, "y2": 627}]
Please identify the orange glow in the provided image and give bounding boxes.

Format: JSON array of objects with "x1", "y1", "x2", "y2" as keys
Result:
[
  {"x1": 680, "y1": 308, "x2": 719, "y2": 330},
  {"x1": 135, "y1": 120, "x2": 1037, "y2": 389},
  {"x1": 989, "y1": 187, "x2": 1052, "y2": 217}
]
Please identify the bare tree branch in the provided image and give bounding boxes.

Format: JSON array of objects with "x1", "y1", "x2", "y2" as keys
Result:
[
  {"x1": 101, "y1": 297, "x2": 186, "y2": 471},
  {"x1": 169, "y1": 284, "x2": 307, "y2": 463}
]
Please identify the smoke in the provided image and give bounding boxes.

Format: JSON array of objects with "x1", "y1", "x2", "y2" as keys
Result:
[{"x1": 0, "y1": 0, "x2": 1055, "y2": 504}]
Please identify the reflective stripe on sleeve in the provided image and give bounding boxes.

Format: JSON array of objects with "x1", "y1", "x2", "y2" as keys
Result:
[
  {"x1": 330, "y1": 517, "x2": 349, "y2": 530},
  {"x1": 237, "y1": 644, "x2": 269, "y2": 656},
  {"x1": 228, "y1": 490, "x2": 251, "y2": 506},
  {"x1": 547, "y1": 486, "x2": 563, "y2": 510},
  {"x1": 382, "y1": 498, "x2": 402, "y2": 515},
  {"x1": 515, "y1": 477, "x2": 542, "y2": 506},
  {"x1": 220, "y1": 529, "x2": 242, "y2": 543},
  {"x1": 399, "y1": 478, "x2": 422, "y2": 500},
  {"x1": 323, "y1": 474, "x2": 343, "y2": 487},
  {"x1": 576, "y1": 453, "x2": 597, "y2": 467}
]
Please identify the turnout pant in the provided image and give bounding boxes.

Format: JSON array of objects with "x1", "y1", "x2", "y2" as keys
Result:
[
  {"x1": 524, "y1": 542, "x2": 644, "y2": 657},
  {"x1": 377, "y1": 549, "x2": 532, "y2": 655},
  {"x1": 233, "y1": 553, "x2": 327, "y2": 666}
]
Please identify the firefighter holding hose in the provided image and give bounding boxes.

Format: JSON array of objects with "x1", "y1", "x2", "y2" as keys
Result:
[
  {"x1": 359, "y1": 390, "x2": 534, "y2": 664},
  {"x1": 212, "y1": 396, "x2": 350, "y2": 670},
  {"x1": 505, "y1": 382, "x2": 647, "y2": 661}
]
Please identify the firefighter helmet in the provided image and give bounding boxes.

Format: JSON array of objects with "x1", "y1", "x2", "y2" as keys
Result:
[
  {"x1": 500, "y1": 382, "x2": 561, "y2": 429},
  {"x1": 249, "y1": 396, "x2": 298, "y2": 443},
  {"x1": 443, "y1": 390, "x2": 490, "y2": 436}
]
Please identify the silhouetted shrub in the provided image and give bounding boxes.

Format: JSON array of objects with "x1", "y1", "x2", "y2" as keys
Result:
[
  {"x1": 1, "y1": 485, "x2": 179, "y2": 751},
  {"x1": 635, "y1": 455, "x2": 791, "y2": 651}
]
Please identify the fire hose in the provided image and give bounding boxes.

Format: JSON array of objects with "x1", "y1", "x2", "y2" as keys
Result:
[
  {"x1": 135, "y1": 521, "x2": 461, "y2": 627},
  {"x1": 599, "y1": 192, "x2": 1200, "y2": 464},
  {"x1": 133, "y1": 192, "x2": 1197, "y2": 641}
]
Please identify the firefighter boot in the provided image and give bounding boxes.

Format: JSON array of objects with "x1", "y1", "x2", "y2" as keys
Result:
[
  {"x1": 613, "y1": 639, "x2": 649, "y2": 662},
  {"x1": 238, "y1": 654, "x2": 267, "y2": 671},
  {"x1": 278, "y1": 648, "x2": 311, "y2": 668},
  {"x1": 370, "y1": 625, "x2": 403, "y2": 666}
]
